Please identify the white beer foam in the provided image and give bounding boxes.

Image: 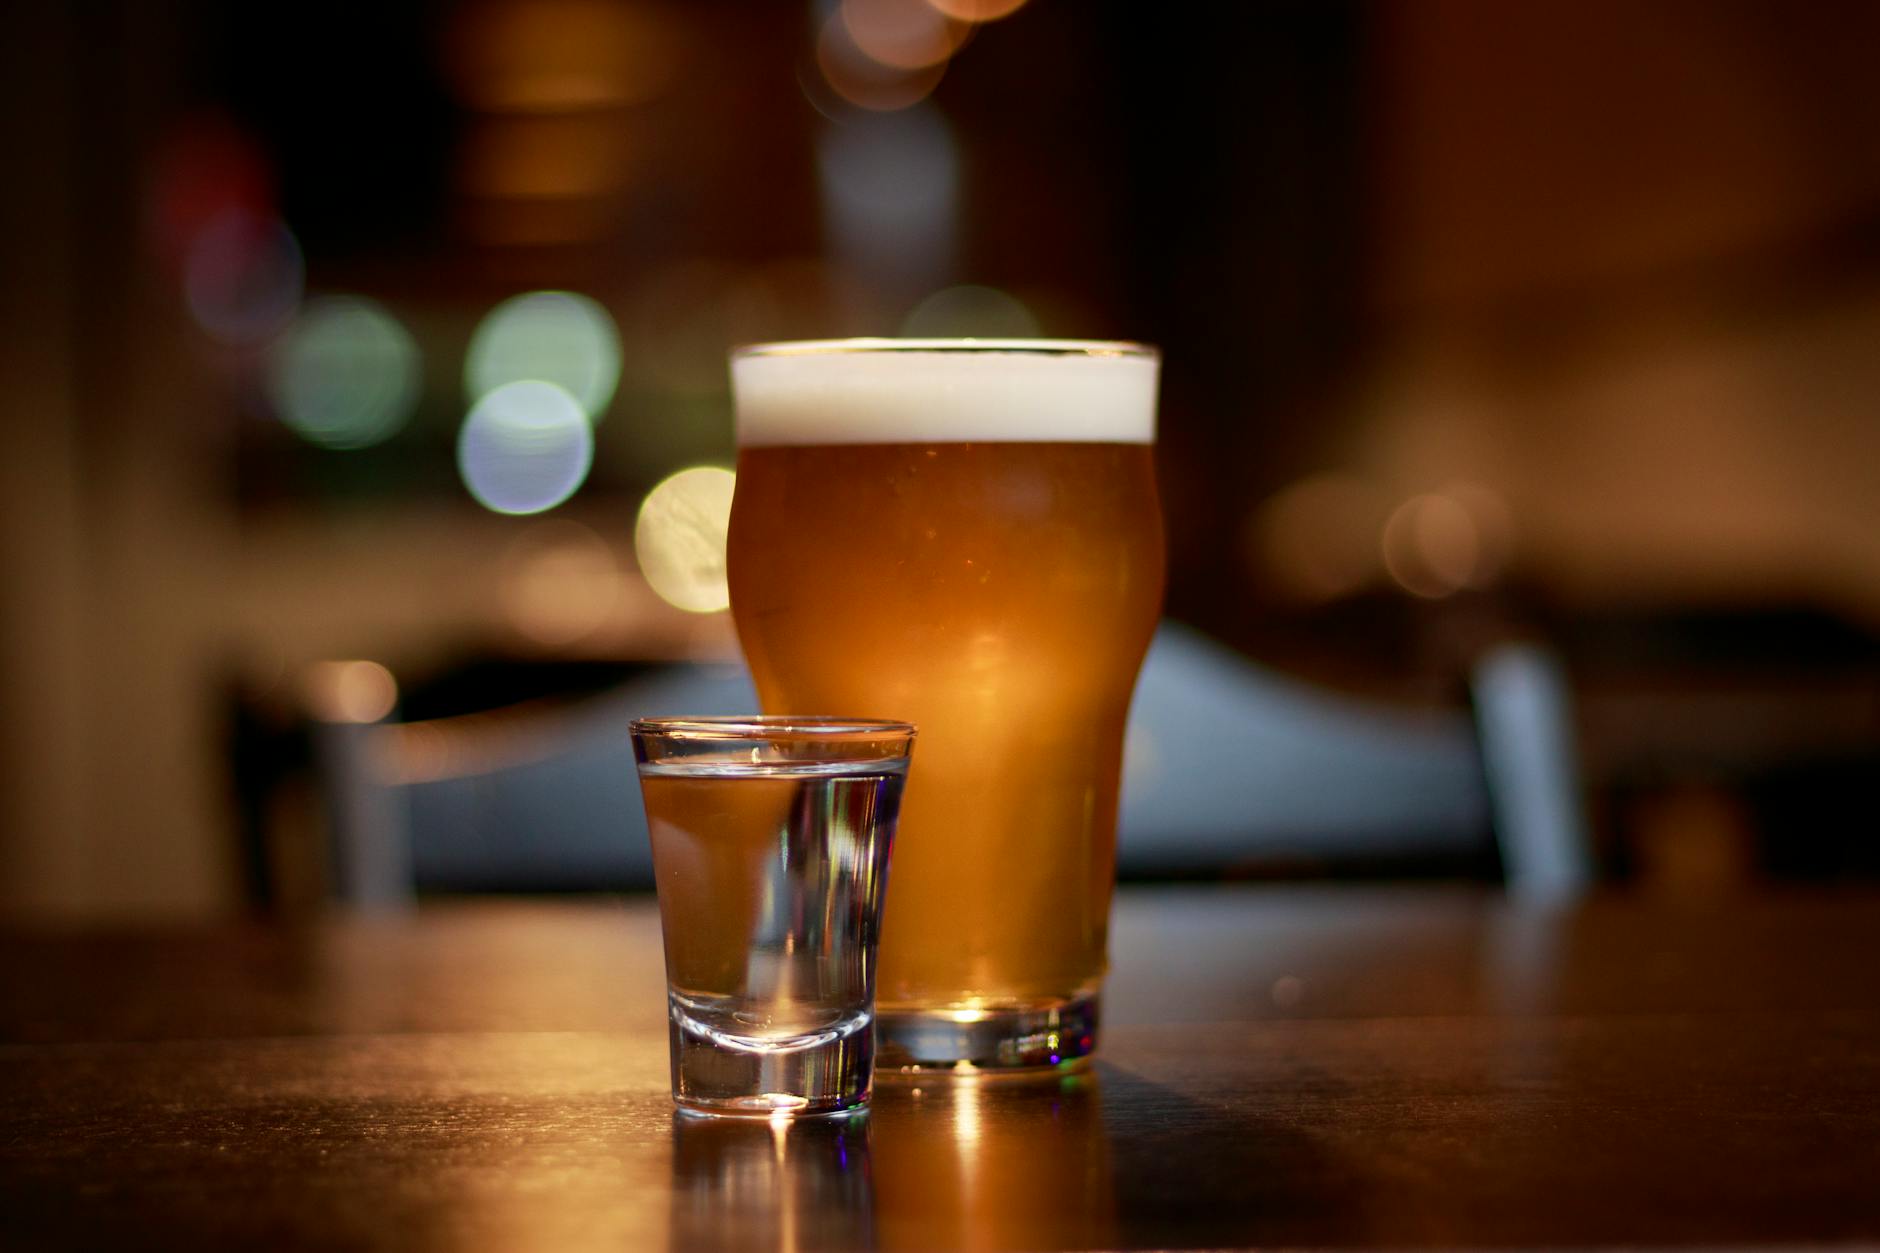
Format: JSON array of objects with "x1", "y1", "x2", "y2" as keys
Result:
[{"x1": 732, "y1": 340, "x2": 1158, "y2": 446}]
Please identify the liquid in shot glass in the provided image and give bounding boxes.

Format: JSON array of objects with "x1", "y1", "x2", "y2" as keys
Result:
[{"x1": 630, "y1": 716, "x2": 914, "y2": 1118}]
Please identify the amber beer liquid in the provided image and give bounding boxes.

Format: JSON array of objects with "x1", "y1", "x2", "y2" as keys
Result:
[{"x1": 727, "y1": 340, "x2": 1163, "y2": 1071}]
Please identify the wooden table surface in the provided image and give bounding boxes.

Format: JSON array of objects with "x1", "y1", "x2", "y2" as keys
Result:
[{"x1": 3, "y1": 886, "x2": 1878, "y2": 1250}]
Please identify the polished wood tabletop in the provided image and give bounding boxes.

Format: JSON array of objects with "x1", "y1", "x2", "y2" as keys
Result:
[{"x1": 3, "y1": 886, "x2": 1878, "y2": 1250}]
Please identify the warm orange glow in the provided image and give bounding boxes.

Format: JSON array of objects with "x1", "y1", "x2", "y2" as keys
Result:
[
  {"x1": 1247, "y1": 474, "x2": 1385, "y2": 602},
  {"x1": 921, "y1": 0, "x2": 1029, "y2": 22},
  {"x1": 816, "y1": 12, "x2": 946, "y2": 112},
  {"x1": 458, "y1": 114, "x2": 639, "y2": 201},
  {"x1": 1379, "y1": 484, "x2": 1516, "y2": 598},
  {"x1": 841, "y1": 0, "x2": 968, "y2": 70},
  {"x1": 304, "y1": 660, "x2": 398, "y2": 724},
  {"x1": 446, "y1": 0, "x2": 685, "y2": 111},
  {"x1": 499, "y1": 520, "x2": 621, "y2": 646},
  {"x1": 457, "y1": 198, "x2": 619, "y2": 247},
  {"x1": 1382, "y1": 493, "x2": 1479, "y2": 598},
  {"x1": 1445, "y1": 481, "x2": 1516, "y2": 585}
]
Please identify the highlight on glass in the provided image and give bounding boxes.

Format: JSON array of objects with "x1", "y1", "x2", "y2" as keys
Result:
[{"x1": 632, "y1": 716, "x2": 916, "y2": 1118}]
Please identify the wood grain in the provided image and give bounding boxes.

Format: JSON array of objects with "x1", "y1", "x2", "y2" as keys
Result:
[{"x1": 3, "y1": 889, "x2": 1878, "y2": 1249}]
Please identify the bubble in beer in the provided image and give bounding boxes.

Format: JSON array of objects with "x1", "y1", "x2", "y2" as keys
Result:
[
  {"x1": 466, "y1": 291, "x2": 622, "y2": 421},
  {"x1": 900, "y1": 284, "x2": 1040, "y2": 338},
  {"x1": 457, "y1": 380, "x2": 595, "y2": 515},
  {"x1": 267, "y1": 296, "x2": 421, "y2": 450},
  {"x1": 635, "y1": 466, "x2": 737, "y2": 613}
]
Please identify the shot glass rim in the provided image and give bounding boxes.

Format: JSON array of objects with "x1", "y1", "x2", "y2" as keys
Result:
[
  {"x1": 629, "y1": 714, "x2": 916, "y2": 741},
  {"x1": 730, "y1": 337, "x2": 1159, "y2": 362}
]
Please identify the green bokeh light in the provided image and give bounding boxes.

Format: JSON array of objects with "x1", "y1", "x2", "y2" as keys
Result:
[
  {"x1": 267, "y1": 295, "x2": 421, "y2": 450},
  {"x1": 466, "y1": 291, "x2": 622, "y2": 421}
]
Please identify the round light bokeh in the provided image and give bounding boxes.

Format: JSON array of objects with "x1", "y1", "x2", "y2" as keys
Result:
[
  {"x1": 842, "y1": 0, "x2": 965, "y2": 69},
  {"x1": 923, "y1": 0, "x2": 1029, "y2": 20},
  {"x1": 266, "y1": 296, "x2": 422, "y2": 450},
  {"x1": 815, "y1": 11, "x2": 946, "y2": 111},
  {"x1": 1381, "y1": 493, "x2": 1480, "y2": 599},
  {"x1": 465, "y1": 291, "x2": 622, "y2": 420},
  {"x1": 457, "y1": 380, "x2": 595, "y2": 515},
  {"x1": 499, "y1": 520, "x2": 621, "y2": 647},
  {"x1": 634, "y1": 466, "x2": 737, "y2": 613},
  {"x1": 1248, "y1": 473, "x2": 1386, "y2": 603},
  {"x1": 183, "y1": 209, "x2": 304, "y2": 345},
  {"x1": 304, "y1": 660, "x2": 398, "y2": 724}
]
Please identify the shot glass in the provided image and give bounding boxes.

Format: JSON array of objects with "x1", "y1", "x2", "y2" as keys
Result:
[{"x1": 631, "y1": 716, "x2": 915, "y2": 1118}]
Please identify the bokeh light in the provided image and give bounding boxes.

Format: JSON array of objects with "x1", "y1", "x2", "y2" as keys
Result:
[
  {"x1": 457, "y1": 380, "x2": 595, "y2": 515},
  {"x1": 922, "y1": 0, "x2": 1029, "y2": 20},
  {"x1": 465, "y1": 291, "x2": 622, "y2": 420},
  {"x1": 1248, "y1": 473, "x2": 1387, "y2": 603},
  {"x1": 634, "y1": 466, "x2": 736, "y2": 613},
  {"x1": 500, "y1": 520, "x2": 621, "y2": 646},
  {"x1": 183, "y1": 209, "x2": 303, "y2": 345},
  {"x1": 265, "y1": 296, "x2": 422, "y2": 450},
  {"x1": 1381, "y1": 492, "x2": 1480, "y2": 598},
  {"x1": 816, "y1": 10, "x2": 946, "y2": 112},
  {"x1": 304, "y1": 660, "x2": 398, "y2": 724},
  {"x1": 841, "y1": 0, "x2": 967, "y2": 70},
  {"x1": 900, "y1": 284, "x2": 1040, "y2": 337},
  {"x1": 1445, "y1": 481, "x2": 1517, "y2": 584}
]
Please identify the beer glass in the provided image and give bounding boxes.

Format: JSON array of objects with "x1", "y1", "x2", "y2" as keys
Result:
[{"x1": 726, "y1": 339, "x2": 1163, "y2": 1072}]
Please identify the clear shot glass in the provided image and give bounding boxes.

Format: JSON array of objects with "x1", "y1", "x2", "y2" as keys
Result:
[{"x1": 631, "y1": 716, "x2": 915, "y2": 1118}]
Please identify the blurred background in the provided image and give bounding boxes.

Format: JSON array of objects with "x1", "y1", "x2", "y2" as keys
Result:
[{"x1": 2, "y1": 0, "x2": 1877, "y2": 920}]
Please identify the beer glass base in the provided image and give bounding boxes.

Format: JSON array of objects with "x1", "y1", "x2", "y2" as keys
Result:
[{"x1": 875, "y1": 994, "x2": 1100, "y2": 1074}]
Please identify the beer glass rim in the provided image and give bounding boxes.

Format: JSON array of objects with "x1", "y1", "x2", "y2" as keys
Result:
[
  {"x1": 731, "y1": 337, "x2": 1158, "y2": 362},
  {"x1": 630, "y1": 715, "x2": 916, "y2": 741}
]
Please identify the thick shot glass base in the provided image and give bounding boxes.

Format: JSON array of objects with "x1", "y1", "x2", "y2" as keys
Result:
[
  {"x1": 875, "y1": 993, "x2": 1100, "y2": 1074},
  {"x1": 668, "y1": 1000, "x2": 876, "y2": 1119}
]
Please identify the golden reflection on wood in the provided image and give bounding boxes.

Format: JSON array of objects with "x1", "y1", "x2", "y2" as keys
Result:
[{"x1": 871, "y1": 1071, "x2": 1114, "y2": 1251}]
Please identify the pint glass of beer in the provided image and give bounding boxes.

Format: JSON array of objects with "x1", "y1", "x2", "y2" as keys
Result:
[{"x1": 726, "y1": 340, "x2": 1164, "y2": 1072}]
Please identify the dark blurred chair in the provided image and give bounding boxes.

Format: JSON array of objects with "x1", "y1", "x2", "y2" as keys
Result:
[
  {"x1": 313, "y1": 622, "x2": 1590, "y2": 906},
  {"x1": 315, "y1": 665, "x2": 758, "y2": 906},
  {"x1": 1118, "y1": 624, "x2": 1589, "y2": 898}
]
